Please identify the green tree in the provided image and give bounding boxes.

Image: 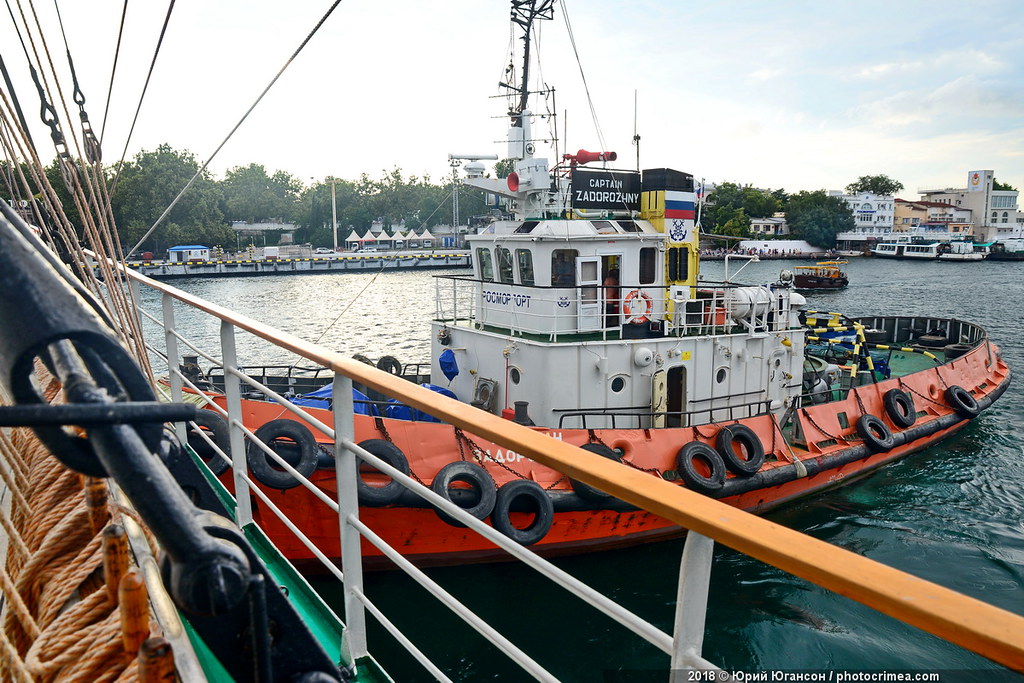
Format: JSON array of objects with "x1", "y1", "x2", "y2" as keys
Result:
[
  {"x1": 845, "y1": 174, "x2": 904, "y2": 196},
  {"x1": 109, "y1": 144, "x2": 230, "y2": 255},
  {"x1": 992, "y1": 178, "x2": 1017, "y2": 192},
  {"x1": 706, "y1": 182, "x2": 779, "y2": 235},
  {"x1": 493, "y1": 158, "x2": 515, "y2": 178},
  {"x1": 785, "y1": 190, "x2": 854, "y2": 248},
  {"x1": 718, "y1": 208, "x2": 751, "y2": 237},
  {"x1": 222, "y1": 163, "x2": 303, "y2": 223}
]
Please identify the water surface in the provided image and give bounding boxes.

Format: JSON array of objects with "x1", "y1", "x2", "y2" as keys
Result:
[{"x1": 149, "y1": 258, "x2": 1023, "y2": 679}]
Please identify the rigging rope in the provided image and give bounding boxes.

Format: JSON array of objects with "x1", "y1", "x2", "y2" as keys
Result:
[
  {"x1": 558, "y1": 0, "x2": 605, "y2": 152},
  {"x1": 1, "y1": 0, "x2": 155, "y2": 376},
  {"x1": 127, "y1": 0, "x2": 346, "y2": 257},
  {"x1": 109, "y1": 0, "x2": 175, "y2": 196},
  {"x1": 99, "y1": 0, "x2": 128, "y2": 145}
]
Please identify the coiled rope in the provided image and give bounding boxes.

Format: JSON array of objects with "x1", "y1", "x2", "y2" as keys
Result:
[{"x1": 0, "y1": 365, "x2": 173, "y2": 681}]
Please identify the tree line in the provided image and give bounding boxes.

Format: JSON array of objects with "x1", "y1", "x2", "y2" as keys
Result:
[
  {"x1": 3, "y1": 143, "x2": 491, "y2": 254},
  {"x1": 6, "y1": 149, "x2": 1014, "y2": 252},
  {"x1": 703, "y1": 174, "x2": 1017, "y2": 248},
  {"x1": 701, "y1": 174, "x2": 908, "y2": 248}
]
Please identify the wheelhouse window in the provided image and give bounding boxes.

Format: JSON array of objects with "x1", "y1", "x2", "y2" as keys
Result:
[
  {"x1": 551, "y1": 249, "x2": 577, "y2": 286},
  {"x1": 477, "y1": 248, "x2": 494, "y2": 281},
  {"x1": 496, "y1": 247, "x2": 514, "y2": 283},
  {"x1": 639, "y1": 247, "x2": 657, "y2": 284},
  {"x1": 516, "y1": 249, "x2": 535, "y2": 286}
]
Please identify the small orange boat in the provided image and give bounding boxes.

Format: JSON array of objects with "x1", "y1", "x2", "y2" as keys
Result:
[{"x1": 792, "y1": 260, "x2": 849, "y2": 290}]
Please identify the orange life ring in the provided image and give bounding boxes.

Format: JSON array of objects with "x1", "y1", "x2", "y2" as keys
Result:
[{"x1": 622, "y1": 289, "x2": 653, "y2": 324}]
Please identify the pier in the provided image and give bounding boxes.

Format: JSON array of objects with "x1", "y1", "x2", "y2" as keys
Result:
[{"x1": 122, "y1": 250, "x2": 471, "y2": 279}]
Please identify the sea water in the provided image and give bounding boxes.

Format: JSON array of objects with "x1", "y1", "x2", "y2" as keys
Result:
[{"x1": 152, "y1": 258, "x2": 1024, "y2": 680}]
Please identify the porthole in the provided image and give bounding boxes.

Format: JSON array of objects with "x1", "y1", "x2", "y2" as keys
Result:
[
  {"x1": 610, "y1": 376, "x2": 626, "y2": 393},
  {"x1": 774, "y1": 358, "x2": 782, "y2": 368},
  {"x1": 509, "y1": 367, "x2": 521, "y2": 385},
  {"x1": 716, "y1": 367, "x2": 728, "y2": 384}
]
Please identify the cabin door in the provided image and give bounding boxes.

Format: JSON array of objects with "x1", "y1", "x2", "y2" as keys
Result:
[
  {"x1": 575, "y1": 256, "x2": 602, "y2": 331},
  {"x1": 665, "y1": 365, "x2": 687, "y2": 428}
]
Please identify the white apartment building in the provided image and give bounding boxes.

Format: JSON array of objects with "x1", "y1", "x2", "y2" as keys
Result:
[{"x1": 828, "y1": 190, "x2": 895, "y2": 235}]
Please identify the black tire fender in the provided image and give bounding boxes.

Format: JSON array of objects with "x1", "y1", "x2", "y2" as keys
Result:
[
  {"x1": 187, "y1": 409, "x2": 231, "y2": 475},
  {"x1": 856, "y1": 414, "x2": 896, "y2": 453},
  {"x1": 715, "y1": 424, "x2": 765, "y2": 477},
  {"x1": 490, "y1": 480, "x2": 554, "y2": 546},
  {"x1": 675, "y1": 442, "x2": 726, "y2": 494},
  {"x1": 569, "y1": 443, "x2": 622, "y2": 504},
  {"x1": 945, "y1": 385, "x2": 980, "y2": 419},
  {"x1": 355, "y1": 439, "x2": 410, "y2": 507},
  {"x1": 246, "y1": 419, "x2": 319, "y2": 489},
  {"x1": 431, "y1": 461, "x2": 496, "y2": 527},
  {"x1": 882, "y1": 389, "x2": 916, "y2": 429},
  {"x1": 376, "y1": 355, "x2": 403, "y2": 376}
]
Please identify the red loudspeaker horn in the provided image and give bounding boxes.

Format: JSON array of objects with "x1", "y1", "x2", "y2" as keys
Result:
[
  {"x1": 507, "y1": 172, "x2": 520, "y2": 192},
  {"x1": 574, "y1": 149, "x2": 617, "y2": 165}
]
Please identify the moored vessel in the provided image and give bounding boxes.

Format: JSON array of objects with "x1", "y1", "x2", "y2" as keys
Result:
[{"x1": 178, "y1": 5, "x2": 1013, "y2": 570}]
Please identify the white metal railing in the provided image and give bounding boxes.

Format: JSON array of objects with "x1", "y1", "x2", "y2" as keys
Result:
[
  {"x1": 118, "y1": 268, "x2": 1024, "y2": 679},
  {"x1": 434, "y1": 275, "x2": 798, "y2": 340},
  {"x1": 140, "y1": 285, "x2": 691, "y2": 681}
]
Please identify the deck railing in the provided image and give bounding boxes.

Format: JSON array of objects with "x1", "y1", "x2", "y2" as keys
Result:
[
  {"x1": 121, "y1": 265, "x2": 1024, "y2": 678},
  {"x1": 434, "y1": 274, "x2": 798, "y2": 340}
]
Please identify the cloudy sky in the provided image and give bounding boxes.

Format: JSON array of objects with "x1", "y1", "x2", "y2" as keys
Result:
[{"x1": 3, "y1": 0, "x2": 1022, "y2": 197}]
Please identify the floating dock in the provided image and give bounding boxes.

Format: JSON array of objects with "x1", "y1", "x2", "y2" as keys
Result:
[{"x1": 123, "y1": 251, "x2": 472, "y2": 279}]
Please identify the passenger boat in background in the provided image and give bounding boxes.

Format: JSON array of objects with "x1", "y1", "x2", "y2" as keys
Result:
[
  {"x1": 937, "y1": 240, "x2": 985, "y2": 261},
  {"x1": 181, "y1": 4, "x2": 1012, "y2": 570},
  {"x1": 792, "y1": 260, "x2": 849, "y2": 290},
  {"x1": 873, "y1": 236, "x2": 942, "y2": 259},
  {"x1": 987, "y1": 237, "x2": 1024, "y2": 261}
]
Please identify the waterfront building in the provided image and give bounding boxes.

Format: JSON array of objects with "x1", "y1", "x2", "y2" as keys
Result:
[
  {"x1": 749, "y1": 212, "x2": 789, "y2": 236},
  {"x1": 893, "y1": 199, "x2": 973, "y2": 233},
  {"x1": 829, "y1": 190, "x2": 895, "y2": 232},
  {"x1": 917, "y1": 170, "x2": 1022, "y2": 242}
]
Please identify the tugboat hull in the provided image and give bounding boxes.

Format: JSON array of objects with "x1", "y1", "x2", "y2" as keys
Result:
[{"x1": 201, "y1": 330, "x2": 1009, "y2": 570}]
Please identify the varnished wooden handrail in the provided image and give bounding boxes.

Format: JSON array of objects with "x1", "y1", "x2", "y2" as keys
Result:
[{"x1": 124, "y1": 266, "x2": 1024, "y2": 671}]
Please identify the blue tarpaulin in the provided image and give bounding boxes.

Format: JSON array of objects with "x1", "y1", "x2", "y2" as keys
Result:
[
  {"x1": 291, "y1": 384, "x2": 376, "y2": 415},
  {"x1": 385, "y1": 383, "x2": 457, "y2": 422}
]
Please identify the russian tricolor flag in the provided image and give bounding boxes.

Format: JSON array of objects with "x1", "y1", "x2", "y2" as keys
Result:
[{"x1": 665, "y1": 191, "x2": 696, "y2": 220}]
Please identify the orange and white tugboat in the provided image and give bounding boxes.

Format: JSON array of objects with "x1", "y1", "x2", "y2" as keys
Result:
[{"x1": 189, "y1": 0, "x2": 1011, "y2": 570}]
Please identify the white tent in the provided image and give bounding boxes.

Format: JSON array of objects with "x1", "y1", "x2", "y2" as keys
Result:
[{"x1": 418, "y1": 229, "x2": 436, "y2": 247}]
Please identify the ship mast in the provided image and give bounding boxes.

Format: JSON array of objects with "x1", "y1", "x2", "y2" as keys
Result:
[{"x1": 506, "y1": 0, "x2": 554, "y2": 125}]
